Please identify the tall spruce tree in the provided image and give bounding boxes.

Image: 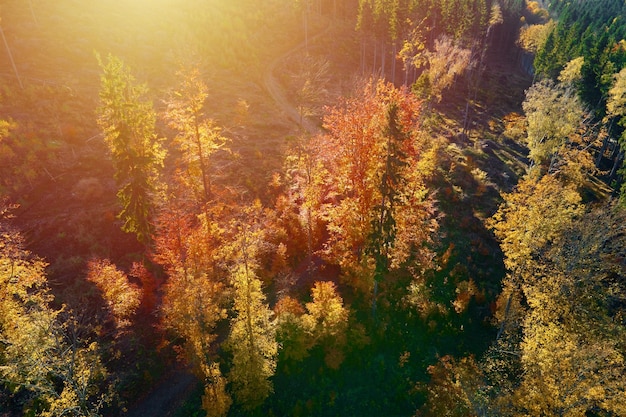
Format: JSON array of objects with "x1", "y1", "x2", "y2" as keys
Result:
[{"x1": 96, "y1": 54, "x2": 165, "y2": 245}]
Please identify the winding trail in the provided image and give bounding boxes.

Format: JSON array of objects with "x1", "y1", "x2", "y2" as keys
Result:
[
  {"x1": 262, "y1": 20, "x2": 331, "y2": 136},
  {"x1": 122, "y1": 20, "x2": 332, "y2": 417}
]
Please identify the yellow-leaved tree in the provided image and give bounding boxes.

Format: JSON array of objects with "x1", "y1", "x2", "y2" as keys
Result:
[
  {"x1": 86, "y1": 259, "x2": 142, "y2": 330},
  {"x1": 485, "y1": 175, "x2": 626, "y2": 416},
  {"x1": 154, "y1": 203, "x2": 231, "y2": 417},
  {"x1": 0, "y1": 203, "x2": 110, "y2": 416},
  {"x1": 224, "y1": 204, "x2": 277, "y2": 411},
  {"x1": 163, "y1": 66, "x2": 230, "y2": 207},
  {"x1": 302, "y1": 281, "x2": 349, "y2": 370}
]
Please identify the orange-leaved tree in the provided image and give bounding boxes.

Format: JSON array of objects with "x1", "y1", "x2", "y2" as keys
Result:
[
  {"x1": 310, "y1": 79, "x2": 437, "y2": 307},
  {"x1": 154, "y1": 201, "x2": 231, "y2": 417}
]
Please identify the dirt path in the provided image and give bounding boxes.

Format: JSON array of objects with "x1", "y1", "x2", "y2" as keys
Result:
[{"x1": 262, "y1": 21, "x2": 331, "y2": 136}]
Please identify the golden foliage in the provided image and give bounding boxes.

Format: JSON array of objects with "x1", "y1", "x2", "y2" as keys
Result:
[
  {"x1": 558, "y1": 56, "x2": 585, "y2": 85},
  {"x1": 522, "y1": 79, "x2": 585, "y2": 167},
  {"x1": 518, "y1": 21, "x2": 555, "y2": 54},
  {"x1": 163, "y1": 66, "x2": 230, "y2": 204},
  {"x1": 488, "y1": 174, "x2": 583, "y2": 275},
  {"x1": 488, "y1": 184, "x2": 626, "y2": 415},
  {"x1": 1, "y1": 210, "x2": 109, "y2": 416},
  {"x1": 86, "y1": 259, "x2": 142, "y2": 329},
  {"x1": 225, "y1": 220, "x2": 277, "y2": 410},
  {"x1": 302, "y1": 281, "x2": 349, "y2": 369}
]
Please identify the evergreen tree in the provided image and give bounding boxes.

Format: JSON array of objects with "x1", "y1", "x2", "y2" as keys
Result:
[{"x1": 96, "y1": 54, "x2": 166, "y2": 245}]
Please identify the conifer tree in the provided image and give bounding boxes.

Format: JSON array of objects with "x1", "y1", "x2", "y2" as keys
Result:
[{"x1": 96, "y1": 54, "x2": 165, "y2": 245}]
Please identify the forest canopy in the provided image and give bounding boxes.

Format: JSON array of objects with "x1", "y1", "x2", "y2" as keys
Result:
[{"x1": 1, "y1": 0, "x2": 626, "y2": 416}]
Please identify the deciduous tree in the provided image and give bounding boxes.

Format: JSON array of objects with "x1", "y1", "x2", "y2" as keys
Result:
[
  {"x1": 164, "y1": 67, "x2": 229, "y2": 206},
  {"x1": 86, "y1": 259, "x2": 142, "y2": 330},
  {"x1": 486, "y1": 177, "x2": 626, "y2": 416},
  {"x1": 154, "y1": 203, "x2": 231, "y2": 416},
  {"x1": 225, "y1": 209, "x2": 277, "y2": 411},
  {"x1": 314, "y1": 80, "x2": 437, "y2": 300},
  {"x1": 0, "y1": 204, "x2": 110, "y2": 416},
  {"x1": 522, "y1": 79, "x2": 585, "y2": 170},
  {"x1": 302, "y1": 281, "x2": 349, "y2": 369}
]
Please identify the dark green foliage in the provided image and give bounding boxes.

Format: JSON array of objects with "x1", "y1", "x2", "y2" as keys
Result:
[
  {"x1": 534, "y1": 0, "x2": 626, "y2": 111},
  {"x1": 368, "y1": 103, "x2": 407, "y2": 282},
  {"x1": 96, "y1": 54, "x2": 166, "y2": 245}
]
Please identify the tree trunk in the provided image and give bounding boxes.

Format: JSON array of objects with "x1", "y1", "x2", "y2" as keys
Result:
[
  {"x1": 303, "y1": 9, "x2": 309, "y2": 53},
  {"x1": 380, "y1": 38, "x2": 386, "y2": 79},
  {"x1": 361, "y1": 37, "x2": 366, "y2": 75},
  {"x1": 373, "y1": 38, "x2": 377, "y2": 76},
  {"x1": 609, "y1": 150, "x2": 623, "y2": 182},
  {"x1": 596, "y1": 135, "x2": 609, "y2": 167},
  {"x1": 391, "y1": 42, "x2": 397, "y2": 85}
]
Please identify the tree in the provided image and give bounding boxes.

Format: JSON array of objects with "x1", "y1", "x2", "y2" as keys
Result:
[
  {"x1": 522, "y1": 79, "x2": 585, "y2": 169},
  {"x1": 518, "y1": 20, "x2": 555, "y2": 54},
  {"x1": 0, "y1": 203, "x2": 110, "y2": 416},
  {"x1": 86, "y1": 259, "x2": 142, "y2": 330},
  {"x1": 302, "y1": 281, "x2": 349, "y2": 369},
  {"x1": 163, "y1": 67, "x2": 229, "y2": 206},
  {"x1": 557, "y1": 56, "x2": 585, "y2": 85},
  {"x1": 607, "y1": 67, "x2": 626, "y2": 131},
  {"x1": 508, "y1": 205, "x2": 626, "y2": 416},
  {"x1": 288, "y1": 55, "x2": 330, "y2": 126},
  {"x1": 486, "y1": 176, "x2": 626, "y2": 415},
  {"x1": 417, "y1": 355, "x2": 487, "y2": 417},
  {"x1": 225, "y1": 209, "x2": 277, "y2": 411},
  {"x1": 315, "y1": 80, "x2": 437, "y2": 298},
  {"x1": 96, "y1": 54, "x2": 166, "y2": 245},
  {"x1": 154, "y1": 203, "x2": 231, "y2": 417},
  {"x1": 281, "y1": 138, "x2": 328, "y2": 264},
  {"x1": 415, "y1": 36, "x2": 471, "y2": 104},
  {"x1": 606, "y1": 67, "x2": 626, "y2": 196},
  {"x1": 488, "y1": 174, "x2": 583, "y2": 276},
  {"x1": 275, "y1": 296, "x2": 309, "y2": 367}
]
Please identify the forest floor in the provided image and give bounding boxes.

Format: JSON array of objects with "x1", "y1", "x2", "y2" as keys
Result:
[{"x1": 123, "y1": 369, "x2": 197, "y2": 417}]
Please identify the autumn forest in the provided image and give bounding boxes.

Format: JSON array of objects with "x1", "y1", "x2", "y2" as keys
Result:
[{"x1": 1, "y1": 0, "x2": 626, "y2": 416}]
